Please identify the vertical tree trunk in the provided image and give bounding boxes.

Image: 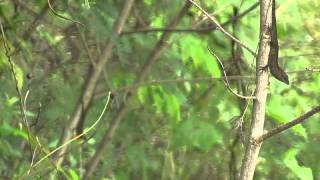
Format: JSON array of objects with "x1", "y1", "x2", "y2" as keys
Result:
[{"x1": 239, "y1": 0, "x2": 273, "y2": 179}]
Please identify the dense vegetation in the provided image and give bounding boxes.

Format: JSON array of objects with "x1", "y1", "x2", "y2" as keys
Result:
[{"x1": 0, "y1": 0, "x2": 319, "y2": 179}]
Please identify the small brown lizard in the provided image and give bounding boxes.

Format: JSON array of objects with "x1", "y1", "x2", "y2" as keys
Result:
[{"x1": 268, "y1": 0, "x2": 289, "y2": 85}]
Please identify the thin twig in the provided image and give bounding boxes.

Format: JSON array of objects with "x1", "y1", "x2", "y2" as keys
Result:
[
  {"x1": 94, "y1": 67, "x2": 319, "y2": 99},
  {"x1": 27, "y1": 146, "x2": 38, "y2": 175},
  {"x1": 121, "y1": 27, "x2": 218, "y2": 34},
  {"x1": 256, "y1": 105, "x2": 320, "y2": 143},
  {"x1": 10, "y1": 0, "x2": 54, "y2": 58},
  {"x1": 54, "y1": 0, "x2": 135, "y2": 167},
  {"x1": 76, "y1": 25, "x2": 118, "y2": 105},
  {"x1": 20, "y1": 136, "x2": 63, "y2": 179},
  {"x1": 208, "y1": 47, "x2": 256, "y2": 99},
  {"x1": 32, "y1": 92, "x2": 111, "y2": 168},
  {"x1": 121, "y1": 2, "x2": 259, "y2": 35},
  {"x1": 93, "y1": 76, "x2": 255, "y2": 100},
  {"x1": 31, "y1": 103, "x2": 42, "y2": 127},
  {"x1": 47, "y1": 0, "x2": 84, "y2": 26},
  {"x1": 189, "y1": 0, "x2": 257, "y2": 56},
  {"x1": 116, "y1": 75, "x2": 254, "y2": 91},
  {"x1": 23, "y1": 90, "x2": 30, "y2": 110},
  {"x1": 235, "y1": 90, "x2": 255, "y2": 146},
  {"x1": 1, "y1": 21, "x2": 33, "y2": 154}
]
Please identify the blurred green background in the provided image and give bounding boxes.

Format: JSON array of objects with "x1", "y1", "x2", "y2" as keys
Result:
[{"x1": 0, "y1": 0, "x2": 319, "y2": 179}]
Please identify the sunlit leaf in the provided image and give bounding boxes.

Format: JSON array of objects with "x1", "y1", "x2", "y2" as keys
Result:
[
  {"x1": 283, "y1": 149, "x2": 313, "y2": 180},
  {"x1": 0, "y1": 122, "x2": 28, "y2": 139},
  {"x1": 68, "y1": 169, "x2": 79, "y2": 180},
  {"x1": 165, "y1": 94, "x2": 181, "y2": 122},
  {"x1": 173, "y1": 118, "x2": 222, "y2": 151},
  {"x1": 267, "y1": 95, "x2": 307, "y2": 139},
  {"x1": 6, "y1": 96, "x2": 19, "y2": 107},
  {"x1": 137, "y1": 87, "x2": 148, "y2": 104},
  {"x1": 179, "y1": 35, "x2": 221, "y2": 77},
  {"x1": 84, "y1": 0, "x2": 90, "y2": 9},
  {"x1": 13, "y1": 64, "x2": 24, "y2": 91}
]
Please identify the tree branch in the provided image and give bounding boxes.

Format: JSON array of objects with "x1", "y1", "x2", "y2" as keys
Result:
[
  {"x1": 256, "y1": 106, "x2": 320, "y2": 143},
  {"x1": 239, "y1": 0, "x2": 273, "y2": 179},
  {"x1": 117, "y1": 75, "x2": 254, "y2": 91},
  {"x1": 121, "y1": 2, "x2": 259, "y2": 35},
  {"x1": 53, "y1": 0, "x2": 135, "y2": 166},
  {"x1": 208, "y1": 48, "x2": 256, "y2": 99},
  {"x1": 1, "y1": 21, "x2": 33, "y2": 160},
  {"x1": 47, "y1": 0, "x2": 84, "y2": 26},
  {"x1": 11, "y1": 0, "x2": 54, "y2": 56},
  {"x1": 188, "y1": 0, "x2": 257, "y2": 56},
  {"x1": 83, "y1": 2, "x2": 192, "y2": 179}
]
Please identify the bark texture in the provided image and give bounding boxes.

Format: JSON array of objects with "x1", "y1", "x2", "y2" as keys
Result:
[{"x1": 239, "y1": 0, "x2": 273, "y2": 179}]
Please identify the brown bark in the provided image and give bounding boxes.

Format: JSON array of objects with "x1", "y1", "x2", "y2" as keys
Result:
[
  {"x1": 83, "y1": 2, "x2": 192, "y2": 179},
  {"x1": 53, "y1": 0, "x2": 135, "y2": 166},
  {"x1": 239, "y1": 0, "x2": 273, "y2": 179},
  {"x1": 257, "y1": 105, "x2": 320, "y2": 143}
]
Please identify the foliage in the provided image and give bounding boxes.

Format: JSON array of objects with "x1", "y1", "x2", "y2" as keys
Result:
[{"x1": 0, "y1": 0, "x2": 319, "y2": 179}]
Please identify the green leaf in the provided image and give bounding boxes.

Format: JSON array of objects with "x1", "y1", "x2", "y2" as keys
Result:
[
  {"x1": 6, "y1": 96, "x2": 19, "y2": 107},
  {"x1": 165, "y1": 94, "x2": 181, "y2": 122},
  {"x1": 13, "y1": 63, "x2": 24, "y2": 91},
  {"x1": 137, "y1": 86, "x2": 148, "y2": 104},
  {"x1": 84, "y1": 0, "x2": 90, "y2": 9},
  {"x1": 150, "y1": 14, "x2": 165, "y2": 39},
  {"x1": 151, "y1": 86, "x2": 165, "y2": 114},
  {"x1": 48, "y1": 139, "x2": 59, "y2": 148},
  {"x1": 0, "y1": 122, "x2": 28, "y2": 139},
  {"x1": 267, "y1": 95, "x2": 307, "y2": 139},
  {"x1": 0, "y1": 53, "x2": 24, "y2": 91},
  {"x1": 179, "y1": 35, "x2": 221, "y2": 77},
  {"x1": 283, "y1": 149, "x2": 313, "y2": 180},
  {"x1": 25, "y1": 110, "x2": 36, "y2": 118},
  {"x1": 144, "y1": 0, "x2": 152, "y2": 6},
  {"x1": 68, "y1": 169, "x2": 79, "y2": 180},
  {"x1": 173, "y1": 118, "x2": 222, "y2": 151}
]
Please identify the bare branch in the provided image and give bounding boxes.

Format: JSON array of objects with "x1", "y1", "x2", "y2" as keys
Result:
[
  {"x1": 239, "y1": 0, "x2": 273, "y2": 179},
  {"x1": 93, "y1": 67, "x2": 319, "y2": 99},
  {"x1": 47, "y1": 0, "x2": 84, "y2": 26},
  {"x1": 53, "y1": 0, "x2": 135, "y2": 166},
  {"x1": 30, "y1": 92, "x2": 111, "y2": 169},
  {"x1": 189, "y1": 0, "x2": 257, "y2": 56},
  {"x1": 117, "y1": 75, "x2": 254, "y2": 91},
  {"x1": 208, "y1": 48, "x2": 256, "y2": 99},
  {"x1": 256, "y1": 106, "x2": 320, "y2": 143},
  {"x1": 1, "y1": 21, "x2": 32, "y2": 154},
  {"x1": 121, "y1": 2, "x2": 259, "y2": 35},
  {"x1": 11, "y1": 0, "x2": 53, "y2": 56}
]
